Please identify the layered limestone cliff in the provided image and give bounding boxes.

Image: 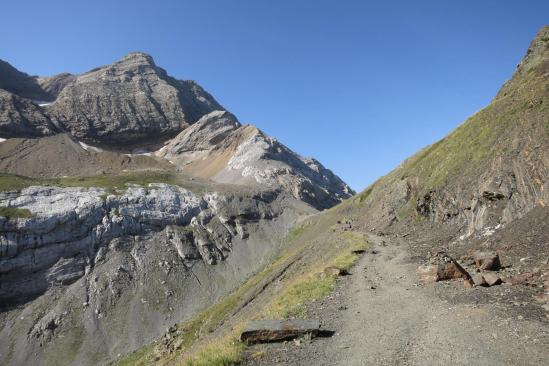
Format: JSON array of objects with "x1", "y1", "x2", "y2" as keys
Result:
[{"x1": 0, "y1": 181, "x2": 313, "y2": 365}]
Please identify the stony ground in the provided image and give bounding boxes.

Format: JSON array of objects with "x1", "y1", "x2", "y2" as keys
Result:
[{"x1": 243, "y1": 234, "x2": 549, "y2": 366}]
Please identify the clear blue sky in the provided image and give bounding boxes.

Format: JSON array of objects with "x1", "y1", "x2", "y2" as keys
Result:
[{"x1": 1, "y1": 1, "x2": 547, "y2": 191}]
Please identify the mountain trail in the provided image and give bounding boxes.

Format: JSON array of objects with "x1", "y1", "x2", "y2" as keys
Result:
[{"x1": 244, "y1": 234, "x2": 549, "y2": 365}]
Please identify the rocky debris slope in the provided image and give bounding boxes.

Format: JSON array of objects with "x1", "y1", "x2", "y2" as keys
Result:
[{"x1": 158, "y1": 110, "x2": 354, "y2": 209}]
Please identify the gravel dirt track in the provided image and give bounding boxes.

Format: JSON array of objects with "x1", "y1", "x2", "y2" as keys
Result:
[{"x1": 244, "y1": 234, "x2": 549, "y2": 366}]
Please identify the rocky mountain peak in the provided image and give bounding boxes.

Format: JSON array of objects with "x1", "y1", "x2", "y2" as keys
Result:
[
  {"x1": 36, "y1": 54, "x2": 223, "y2": 146},
  {"x1": 158, "y1": 110, "x2": 241, "y2": 156},
  {"x1": 157, "y1": 110, "x2": 354, "y2": 209},
  {"x1": 76, "y1": 51, "x2": 162, "y2": 83},
  {"x1": 118, "y1": 51, "x2": 156, "y2": 66},
  {"x1": 108, "y1": 51, "x2": 159, "y2": 75}
]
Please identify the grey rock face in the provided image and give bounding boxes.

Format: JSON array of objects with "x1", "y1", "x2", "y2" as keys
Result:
[
  {"x1": 0, "y1": 183, "x2": 295, "y2": 306},
  {"x1": 0, "y1": 53, "x2": 224, "y2": 146},
  {"x1": 158, "y1": 110, "x2": 354, "y2": 209},
  {"x1": 37, "y1": 73, "x2": 77, "y2": 98},
  {"x1": 159, "y1": 110, "x2": 241, "y2": 154},
  {"x1": 0, "y1": 89, "x2": 57, "y2": 137},
  {"x1": 47, "y1": 52, "x2": 224, "y2": 146},
  {"x1": 0, "y1": 184, "x2": 206, "y2": 303},
  {"x1": 224, "y1": 127, "x2": 354, "y2": 209},
  {"x1": 0, "y1": 59, "x2": 62, "y2": 137}
]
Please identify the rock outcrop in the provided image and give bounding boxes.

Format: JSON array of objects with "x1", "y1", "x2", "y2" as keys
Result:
[
  {"x1": 0, "y1": 184, "x2": 205, "y2": 302},
  {"x1": 0, "y1": 53, "x2": 224, "y2": 146},
  {"x1": 46, "y1": 52, "x2": 224, "y2": 146},
  {"x1": 0, "y1": 182, "x2": 300, "y2": 304},
  {"x1": 0, "y1": 182, "x2": 312, "y2": 365},
  {"x1": 0, "y1": 89, "x2": 57, "y2": 138},
  {"x1": 158, "y1": 110, "x2": 354, "y2": 209},
  {"x1": 240, "y1": 319, "x2": 322, "y2": 344}
]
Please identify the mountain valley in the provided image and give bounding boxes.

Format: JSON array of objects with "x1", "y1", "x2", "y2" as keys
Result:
[{"x1": 0, "y1": 23, "x2": 547, "y2": 366}]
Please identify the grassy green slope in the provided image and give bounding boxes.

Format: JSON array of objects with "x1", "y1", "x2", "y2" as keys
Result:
[{"x1": 343, "y1": 26, "x2": 549, "y2": 226}]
